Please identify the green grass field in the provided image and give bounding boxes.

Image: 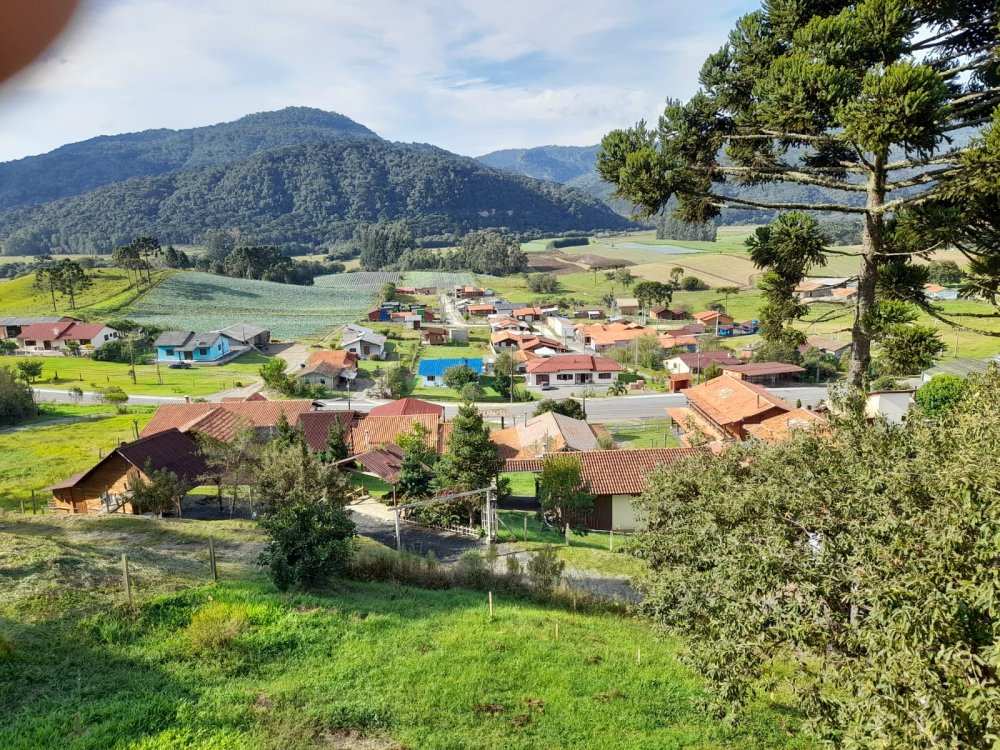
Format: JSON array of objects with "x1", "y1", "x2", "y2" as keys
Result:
[
  {"x1": 0, "y1": 515, "x2": 810, "y2": 750},
  {"x1": 606, "y1": 418, "x2": 680, "y2": 449},
  {"x1": 0, "y1": 405, "x2": 156, "y2": 510},
  {"x1": 21, "y1": 351, "x2": 267, "y2": 396},
  {"x1": 0, "y1": 269, "x2": 172, "y2": 318}
]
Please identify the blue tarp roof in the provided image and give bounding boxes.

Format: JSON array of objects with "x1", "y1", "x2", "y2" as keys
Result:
[{"x1": 418, "y1": 358, "x2": 484, "y2": 377}]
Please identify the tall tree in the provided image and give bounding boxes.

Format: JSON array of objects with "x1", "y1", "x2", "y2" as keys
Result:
[
  {"x1": 0, "y1": 365, "x2": 37, "y2": 426},
  {"x1": 538, "y1": 454, "x2": 594, "y2": 525},
  {"x1": 433, "y1": 403, "x2": 503, "y2": 524},
  {"x1": 321, "y1": 416, "x2": 350, "y2": 463},
  {"x1": 51, "y1": 258, "x2": 91, "y2": 310},
  {"x1": 598, "y1": 1, "x2": 1000, "y2": 387},
  {"x1": 32, "y1": 260, "x2": 60, "y2": 312}
]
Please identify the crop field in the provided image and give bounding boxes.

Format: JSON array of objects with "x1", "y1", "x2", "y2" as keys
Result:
[
  {"x1": 127, "y1": 272, "x2": 375, "y2": 340},
  {"x1": 312, "y1": 270, "x2": 400, "y2": 290},
  {"x1": 401, "y1": 270, "x2": 478, "y2": 289}
]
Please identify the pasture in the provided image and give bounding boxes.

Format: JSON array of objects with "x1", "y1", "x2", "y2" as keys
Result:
[
  {"x1": 21, "y1": 351, "x2": 267, "y2": 397},
  {"x1": 0, "y1": 405, "x2": 156, "y2": 510},
  {"x1": 0, "y1": 269, "x2": 171, "y2": 317},
  {"x1": 128, "y1": 272, "x2": 376, "y2": 340},
  {"x1": 0, "y1": 515, "x2": 811, "y2": 750}
]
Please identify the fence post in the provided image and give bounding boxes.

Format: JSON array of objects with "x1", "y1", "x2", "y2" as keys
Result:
[
  {"x1": 565, "y1": 523, "x2": 570, "y2": 546},
  {"x1": 523, "y1": 516, "x2": 528, "y2": 542},
  {"x1": 394, "y1": 507, "x2": 402, "y2": 551},
  {"x1": 488, "y1": 591, "x2": 494, "y2": 619},
  {"x1": 609, "y1": 528, "x2": 613, "y2": 551},
  {"x1": 31, "y1": 491, "x2": 36, "y2": 514},
  {"x1": 208, "y1": 538, "x2": 218, "y2": 581},
  {"x1": 19, "y1": 498, "x2": 25, "y2": 514},
  {"x1": 122, "y1": 553, "x2": 132, "y2": 604}
]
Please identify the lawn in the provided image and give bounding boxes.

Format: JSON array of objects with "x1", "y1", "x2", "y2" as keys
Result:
[
  {"x1": 606, "y1": 418, "x2": 680, "y2": 449},
  {"x1": 0, "y1": 515, "x2": 810, "y2": 750},
  {"x1": 0, "y1": 269, "x2": 172, "y2": 317},
  {"x1": 21, "y1": 351, "x2": 268, "y2": 396},
  {"x1": 350, "y1": 472, "x2": 393, "y2": 499},
  {"x1": 0, "y1": 406, "x2": 156, "y2": 510}
]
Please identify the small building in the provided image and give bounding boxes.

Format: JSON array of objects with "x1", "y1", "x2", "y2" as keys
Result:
[
  {"x1": 417, "y1": 357, "x2": 484, "y2": 388},
  {"x1": 454, "y1": 285, "x2": 487, "y2": 299},
  {"x1": 666, "y1": 375, "x2": 795, "y2": 444},
  {"x1": 658, "y1": 332, "x2": 699, "y2": 352},
  {"x1": 664, "y1": 350, "x2": 743, "y2": 376},
  {"x1": 794, "y1": 277, "x2": 857, "y2": 300},
  {"x1": 395, "y1": 285, "x2": 437, "y2": 296},
  {"x1": 16, "y1": 321, "x2": 120, "y2": 354},
  {"x1": 140, "y1": 398, "x2": 318, "y2": 443},
  {"x1": 513, "y1": 306, "x2": 544, "y2": 323},
  {"x1": 865, "y1": 390, "x2": 915, "y2": 425},
  {"x1": 489, "y1": 315, "x2": 532, "y2": 333},
  {"x1": 467, "y1": 304, "x2": 495, "y2": 317},
  {"x1": 490, "y1": 411, "x2": 607, "y2": 460},
  {"x1": 720, "y1": 362, "x2": 806, "y2": 386},
  {"x1": 924, "y1": 283, "x2": 959, "y2": 301},
  {"x1": 369, "y1": 397, "x2": 444, "y2": 419},
  {"x1": 921, "y1": 357, "x2": 999, "y2": 382},
  {"x1": 308, "y1": 349, "x2": 359, "y2": 370},
  {"x1": 800, "y1": 336, "x2": 851, "y2": 359},
  {"x1": 154, "y1": 331, "x2": 231, "y2": 363},
  {"x1": 691, "y1": 311, "x2": 735, "y2": 334},
  {"x1": 48, "y1": 429, "x2": 208, "y2": 515},
  {"x1": 745, "y1": 408, "x2": 826, "y2": 444},
  {"x1": 217, "y1": 323, "x2": 270, "y2": 347},
  {"x1": 519, "y1": 336, "x2": 571, "y2": 357},
  {"x1": 421, "y1": 327, "x2": 449, "y2": 346},
  {"x1": 504, "y1": 448, "x2": 701, "y2": 531},
  {"x1": 366, "y1": 307, "x2": 387, "y2": 322},
  {"x1": 547, "y1": 316, "x2": 576, "y2": 340},
  {"x1": 573, "y1": 308, "x2": 604, "y2": 320},
  {"x1": 576, "y1": 322, "x2": 653, "y2": 352},
  {"x1": 294, "y1": 361, "x2": 354, "y2": 389},
  {"x1": 524, "y1": 354, "x2": 623, "y2": 388},
  {"x1": 341, "y1": 325, "x2": 387, "y2": 360},
  {"x1": 648, "y1": 307, "x2": 687, "y2": 321},
  {"x1": 615, "y1": 298, "x2": 640, "y2": 316},
  {"x1": 0, "y1": 316, "x2": 72, "y2": 340}
]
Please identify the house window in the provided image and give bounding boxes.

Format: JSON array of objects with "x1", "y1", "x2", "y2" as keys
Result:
[
  {"x1": 199, "y1": 348, "x2": 208, "y2": 356},
  {"x1": 557, "y1": 373, "x2": 573, "y2": 381},
  {"x1": 25, "y1": 340, "x2": 35, "y2": 346},
  {"x1": 79, "y1": 339, "x2": 90, "y2": 345},
  {"x1": 165, "y1": 349, "x2": 174, "y2": 356},
  {"x1": 598, "y1": 373, "x2": 612, "y2": 380},
  {"x1": 426, "y1": 375, "x2": 436, "y2": 382}
]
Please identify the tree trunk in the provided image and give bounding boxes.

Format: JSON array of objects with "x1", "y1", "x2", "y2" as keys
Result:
[{"x1": 848, "y1": 153, "x2": 887, "y2": 388}]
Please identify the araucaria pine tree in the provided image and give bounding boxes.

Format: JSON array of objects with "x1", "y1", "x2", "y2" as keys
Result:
[
  {"x1": 433, "y1": 403, "x2": 503, "y2": 524},
  {"x1": 598, "y1": 1, "x2": 1000, "y2": 386}
]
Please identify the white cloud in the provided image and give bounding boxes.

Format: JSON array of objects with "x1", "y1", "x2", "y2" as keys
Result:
[{"x1": 0, "y1": 0, "x2": 758, "y2": 160}]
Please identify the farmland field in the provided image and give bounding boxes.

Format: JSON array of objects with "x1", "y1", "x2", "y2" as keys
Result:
[
  {"x1": 127, "y1": 272, "x2": 376, "y2": 339},
  {"x1": 401, "y1": 270, "x2": 478, "y2": 288},
  {"x1": 312, "y1": 270, "x2": 400, "y2": 289},
  {"x1": 0, "y1": 269, "x2": 172, "y2": 317}
]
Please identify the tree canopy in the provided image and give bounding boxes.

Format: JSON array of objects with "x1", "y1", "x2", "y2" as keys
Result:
[
  {"x1": 598, "y1": 1, "x2": 1000, "y2": 387},
  {"x1": 634, "y1": 367, "x2": 1000, "y2": 748}
]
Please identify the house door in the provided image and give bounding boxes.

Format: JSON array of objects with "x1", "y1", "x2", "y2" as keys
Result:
[
  {"x1": 536, "y1": 374, "x2": 549, "y2": 386},
  {"x1": 184, "y1": 351, "x2": 193, "y2": 360}
]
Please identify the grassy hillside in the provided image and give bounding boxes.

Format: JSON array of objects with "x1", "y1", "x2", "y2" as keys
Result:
[
  {"x1": 0, "y1": 515, "x2": 811, "y2": 749},
  {"x1": 0, "y1": 269, "x2": 171, "y2": 317},
  {"x1": 0, "y1": 405, "x2": 155, "y2": 510}
]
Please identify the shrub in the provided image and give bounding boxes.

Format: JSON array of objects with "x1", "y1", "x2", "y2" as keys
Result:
[
  {"x1": 679, "y1": 275, "x2": 707, "y2": 291},
  {"x1": 258, "y1": 501, "x2": 357, "y2": 591},
  {"x1": 526, "y1": 546, "x2": 565, "y2": 592},
  {"x1": 454, "y1": 550, "x2": 490, "y2": 588},
  {"x1": 185, "y1": 602, "x2": 249, "y2": 654}
]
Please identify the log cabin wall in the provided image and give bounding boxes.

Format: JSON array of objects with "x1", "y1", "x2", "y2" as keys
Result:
[{"x1": 51, "y1": 454, "x2": 144, "y2": 514}]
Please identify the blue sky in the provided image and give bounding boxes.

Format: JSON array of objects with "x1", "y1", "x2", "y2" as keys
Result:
[{"x1": 0, "y1": 0, "x2": 757, "y2": 162}]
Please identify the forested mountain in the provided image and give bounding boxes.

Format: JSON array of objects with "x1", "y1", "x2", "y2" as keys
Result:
[
  {"x1": 0, "y1": 107, "x2": 376, "y2": 213},
  {"x1": 0, "y1": 138, "x2": 630, "y2": 253},
  {"x1": 477, "y1": 145, "x2": 599, "y2": 184}
]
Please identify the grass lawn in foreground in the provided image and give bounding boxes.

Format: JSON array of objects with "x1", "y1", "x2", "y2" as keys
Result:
[
  {"x1": 0, "y1": 515, "x2": 810, "y2": 750},
  {"x1": 22, "y1": 351, "x2": 267, "y2": 397},
  {"x1": 0, "y1": 406, "x2": 156, "y2": 510}
]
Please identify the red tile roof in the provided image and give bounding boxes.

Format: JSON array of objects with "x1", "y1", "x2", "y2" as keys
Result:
[
  {"x1": 505, "y1": 448, "x2": 702, "y2": 495},
  {"x1": 368, "y1": 398, "x2": 444, "y2": 418},
  {"x1": 683, "y1": 375, "x2": 792, "y2": 427},
  {"x1": 308, "y1": 350, "x2": 359, "y2": 368},
  {"x1": 299, "y1": 411, "x2": 361, "y2": 452},
  {"x1": 17, "y1": 321, "x2": 112, "y2": 342},
  {"x1": 140, "y1": 400, "x2": 317, "y2": 441},
  {"x1": 338, "y1": 443, "x2": 409, "y2": 484},
  {"x1": 720, "y1": 362, "x2": 806, "y2": 377},
  {"x1": 525, "y1": 354, "x2": 623, "y2": 374},
  {"x1": 349, "y1": 413, "x2": 446, "y2": 455},
  {"x1": 745, "y1": 408, "x2": 825, "y2": 443}
]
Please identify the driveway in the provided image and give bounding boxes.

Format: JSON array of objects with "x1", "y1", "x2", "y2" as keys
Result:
[{"x1": 270, "y1": 342, "x2": 311, "y2": 369}]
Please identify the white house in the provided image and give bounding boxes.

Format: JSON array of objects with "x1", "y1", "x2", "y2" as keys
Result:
[
  {"x1": 547, "y1": 316, "x2": 576, "y2": 340},
  {"x1": 15, "y1": 321, "x2": 120, "y2": 354},
  {"x1": 924, "y1": 284, "x2": 959, "y2": 301},
  {"x1": 524, "y1": 354, "x2": 623, "y2": 388},
  {"x1": 865, "y1": 390, "x2": 915, "y2": 425},
  {"x1": 341, "y1": 325, "x2": 387, "y2": 360}
]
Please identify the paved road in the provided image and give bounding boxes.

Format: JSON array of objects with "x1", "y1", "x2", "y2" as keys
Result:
[
  {"x1": 33, "y1": 388, "x2": 186, "y2": 406},
  {"x1": 320, "y1": 385, "x2": 830, "y2": 423}
]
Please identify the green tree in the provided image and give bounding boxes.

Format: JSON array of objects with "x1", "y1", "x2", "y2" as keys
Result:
[
  {"x1": 598, "y1": 2, "x2": 1000, "y2": 387},
  {"x1": 526, "y1": 273, "x2": 558, "y2": 294},
  {"x1": 32, "y1": 260, "x2": 61, "y2": 312},
  {"x1": 98, "y1": 386, "x2": 129, "y2": 414},
  {"x1": 129, "y1": 464, "x2": 190, "y2": 518},
  {"x1": 258, "y1": 498, "x2": 356, "y2": 591},
  {"x1": 634, "y1": 367, "x2": 1000, "y2": 748},
  {"x1": 460, "y1": 382, "x2": 486, "y2": 402},
  {"x1": 51, "y1": 258, "x2": 92, "y2": 310},
  {"x1": 0, "y1": 366, "x2": 37, "y2": 426},
  {"x1": 395, "y1": 418, "x2": 437, "y2": 500},
  {"x1": 259, "y1": 357, "x2": 290, "y2": 391},
  {"x1": 15, "y1": 360, "x2": 42, "y2": 384},
  {"x1": 492, "y1": 350, "x2": 515, "y2": 400},
  {"x1": 453, "y1": 230, "x2": 528, "y2": 276},
  {"x1": 321, "y1": 417, "x2": 350, "y2": 463},
  {"x1": 253, "y1": 438, "x2": 349, "y2": 516},
  {"x1": 633, "y1": 280, "x2": 674, "y2": 309},
  {"x1": 272, "y1": 411, "x2": 302, "y2": 448},
  {"x1": 384, "y1": 366, "x2": 411, "y2": 399},
  {"x1": 379, "y1": 282, "x2": 397, "y2": 302},
  {"x1": 442, "y1": 364, "x2": 478, "y2": 391},
  {"x1": 538, "y1": 454, "x2": 595, "y2": 524},
  {"x1": 533, "y1": 398, "x2": 586, "y2": 421},
  {"x1": 914, "y1": 374, "x2": 967, "y2": 417},
  {"x1": 434, "y1": 403, "x2": 504, "y2": 524},
  {"x1": 613, "y1": 267, "x2": 634, "y2": 289},
  {"x1": 111, "y1": 241, "x2": 143, "y2": 288},
  {"x1": 926, "y1": 260, "x2": 963, "y2": 286}
]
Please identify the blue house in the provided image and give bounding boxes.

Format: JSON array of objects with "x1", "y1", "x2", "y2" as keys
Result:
[
  {"x1": 418, "y1": 357, "x2": 484, "y2": 388},
  {"x1": 154, "y1": 331, "x2": 231, "y2": 363}
]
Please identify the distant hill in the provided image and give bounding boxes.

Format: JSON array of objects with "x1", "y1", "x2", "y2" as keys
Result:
[
  {"x1": 477, "y1": 145, "x2": 599, "y2": 184},
  {"x1": 0, "y1": 107, "x2": 377, "y2": 213},
  {"x1": 0, "y1": 138, "x2": 630, "y2": 253}
]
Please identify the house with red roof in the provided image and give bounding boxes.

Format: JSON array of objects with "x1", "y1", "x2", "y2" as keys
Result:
[
  {"x1": 368, "y1": 397, "x2": 444, "y2": 419},
  {"x1": 16, "y1": 321, "x2": 120, "y2": 354},
  {"x1": 664, "y1": 350, "x2": 743, "y2": 376},
  {"x1": 666, "y1": 375, "x2": 795, "y2": 444},
  {"x1": 524, "y1": 354, "x2": 623, "y2": 388}
]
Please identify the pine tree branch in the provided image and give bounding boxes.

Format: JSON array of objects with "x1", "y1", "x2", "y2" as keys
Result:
[
  {"x1": 885, "y1": 166, "x2": 963, "y2": 191},
  {"x1": 706, "y1": 192, "x2": 866, "y2": 214},
  {"x1": 885, "y1": 149, "x2": 967, "y2": 171},
  {"x1": 903, "y1": 295, "x2": 1000, "y2": 337},
  {"x1": 717, "y1": 166, "x2": 868, "y2": 192}
]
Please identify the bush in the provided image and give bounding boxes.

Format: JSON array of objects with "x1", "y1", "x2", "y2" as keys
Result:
[
  {"x1": 258, "y1": 501, "x2": 357, "y2": 591},
  {"x1": 679, "y1": 275, "x2": 707, "y2": 291},
  {"x1": 914, "y1": 374, "x2": 967, "y2": 416},
  {"x1": 443, "y1": 364, "x2": 478, "y2": 390},
  {"x1": 527, "y1": 546, "x2": 565, "y2": 592},
  {"x1": 184, "y1": 602, "x2": 249, "y2": 654}
]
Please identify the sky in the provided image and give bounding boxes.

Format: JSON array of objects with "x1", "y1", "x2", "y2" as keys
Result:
[{"x1": 0, "y1": 0, "x2": 757, "y2": 163}]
